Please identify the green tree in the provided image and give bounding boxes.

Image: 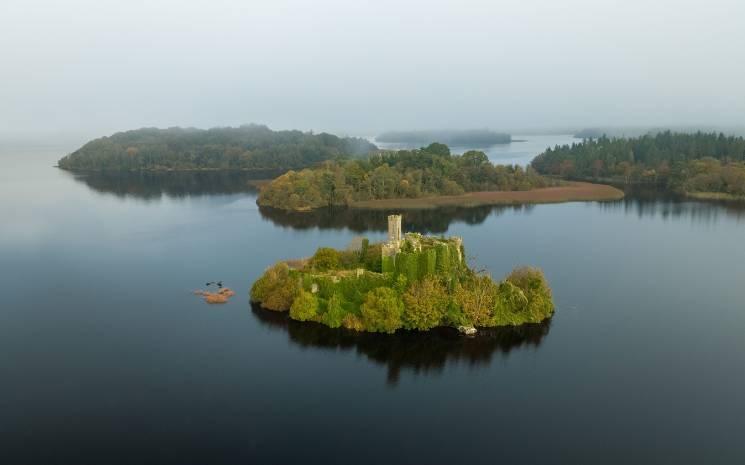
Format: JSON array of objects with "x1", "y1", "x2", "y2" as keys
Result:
[
  {"x1": 423, "y1": 142, "x2": 451, "y2": 156},
  {"x1": 360, "y1": 287, "x2": 404, "y2": 333},
  {"x1": 290, "y1": 290, "x2": 319, "y2": 322},
  {"x1": 310, "y1": 247, "x2": 341, "y2": 271},
  {"x1": 453, "y1": 275, "x2": 497, "y2": 326},
  {"x1": 506, "y1": 267, "x2": 554, "y2": 321},
  {"x1": 250, "y1": 262, "x2": 299, "y2": 311},
  {"x1": 402, "y1": 277, "x2": 449, "y2": 330},
  {"x1": 322, "y1": 293, "x2": 345, "y2": 328}
]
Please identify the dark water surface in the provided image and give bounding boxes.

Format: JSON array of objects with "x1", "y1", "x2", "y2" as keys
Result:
[{"x1": 2, "y1": 143, "x2": 745, "y2": 464}]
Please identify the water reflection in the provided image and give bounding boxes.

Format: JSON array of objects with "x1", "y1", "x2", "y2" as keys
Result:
[
  {"x1": 63, "y1": 169, "x2": 280, "y2": 200},
  {"x1": 251, "y1": 304, "x2": 551, "y2": 385},
  {"x1": 258, "y1": 204, "x2": 535, "y2": 234},
  {"x1": 63, "y1": 170, "x2": 745, "y2": 226},
  {"x1": 598, "y1": 186, "x2": 745, "y2": 223}
]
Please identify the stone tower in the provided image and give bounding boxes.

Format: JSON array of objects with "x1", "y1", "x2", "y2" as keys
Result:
[
  {"x1": 387, "y1": 214, "x2": 402, "y2": 245},
  {"x1": 382, "y1": 214, "x2": 403, "y2": 258}
]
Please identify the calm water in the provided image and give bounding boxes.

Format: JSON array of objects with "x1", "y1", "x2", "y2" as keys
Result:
[{"x1": 2, "y1": 139, "x2": 745, "y2": 464}]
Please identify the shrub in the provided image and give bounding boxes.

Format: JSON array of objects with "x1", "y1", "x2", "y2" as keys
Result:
[
  {"x1": 453, "y1": 275, "x2": 497, "y2": 326},
  {"x1": 402, "y1": 277, "x2": 448, "y2": 330},
  {"x1": 310, "y1": 247, "x2": 341, "y2": 271},
  {"x1": 342, "y1": 314, "x2": 365, "y2": 331},
  {"x1": 360, "y1": 238, "x2": 370, "y2": 262},
  {"x1": 290, "y1": 290, "x2": 320, "y2": 322},
  {"x1": 364, "y1": 243, "x2": 383, "y2": 272},
  {"x1": 322, "y1": 293, "x2": 345, "y2": 328},
  {"x1": 444, "y1": 301, "x2": 467, "y2": 327},
  {"x1": 492, "y1": 281, "x2": 529, "y2": 325},
  {"x1": 250, "y1": 262, "x2": 299, "y2": 311},
  {"x1": 506, "y1": 267, "x2": 554, "y2": 321},
  {"x1": 338, "y1": 250, "x2": 359, "y2": 268},
  {"x1": 360, "y1": 287, "x2": 404, "y2": 333}
]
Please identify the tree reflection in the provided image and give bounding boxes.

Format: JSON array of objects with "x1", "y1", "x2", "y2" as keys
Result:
[
  {"x1": 251, "y1": 303, "x2": 551, "y2": 385},
  {"x1": 63, "y1": 169, "x2": 280, "y2": 200},
  {"x1": 258, "y1": 204, "x2": 534, "y2": 234},
  {"x1": 597, "y1": 186, "x2": 745, "y2": 223},
  {"x1": 63, "y1": 170, "x2": 745, "y2": 226}
]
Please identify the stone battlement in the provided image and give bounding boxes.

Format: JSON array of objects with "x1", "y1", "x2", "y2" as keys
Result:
[{"x1": 382, "y1": 214, "x2": 403, "y2": 257}]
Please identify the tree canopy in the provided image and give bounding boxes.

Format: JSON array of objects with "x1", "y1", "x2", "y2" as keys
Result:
[
  {"x1": 250, "y1": 233, "x2": 554, "y2": 333},
  {"x1": 531, "y1": 131, "x2": 745, "y2": 197},
  {"x1": 58, "y1": 124, "x2": 377, "y2": 171},
  {"x1": 258, "y1": 143, "x2": 552, "y2": 210}
]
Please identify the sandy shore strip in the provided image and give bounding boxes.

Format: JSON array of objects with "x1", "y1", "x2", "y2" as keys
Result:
[{"x1": 348, "y1": 182, "x2": 624, "y2": 210}]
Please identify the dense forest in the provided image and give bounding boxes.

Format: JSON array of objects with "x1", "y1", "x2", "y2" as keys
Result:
[
  {"x1": 251, "y1": 234, "x2": 553, "y2": 333},
  {"x1": 258, "y1": 143, "x2": 553, "y2": 210},
  {"x1": 531, "y1": 132, "x2": 745, "y2": 198},
  {"x1": 57, "y1": 124, "x2": 377, "y2": 171},
  {"x1": 376, "y1": 129, "x2": 511, "y2": 146}
]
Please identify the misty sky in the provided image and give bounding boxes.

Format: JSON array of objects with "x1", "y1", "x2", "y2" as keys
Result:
[{"x1": 2, "y1": 0, "x2": 744, "y2": 137}]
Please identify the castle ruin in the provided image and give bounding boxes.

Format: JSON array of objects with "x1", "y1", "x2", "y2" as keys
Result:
[
  {"x1": 382, "y1": 214, "x2": 402, "y2": 258},
  {"x1": 381, "y1": 214, "x2": 463, "y2": 270}
]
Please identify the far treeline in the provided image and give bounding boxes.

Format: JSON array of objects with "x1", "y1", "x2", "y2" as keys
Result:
[
  {"x1": 531, "y1": 131, "x2": 745, "y2": 199},
  {"x1": 258, "y1": 143, "x2": 553, "y2": 211},
  {"x1": 57, "y1": 125, "x2": 377, "y2": 171},
  {"x1": 376, "y1": 129, "x2": 511, "y2": 146}
]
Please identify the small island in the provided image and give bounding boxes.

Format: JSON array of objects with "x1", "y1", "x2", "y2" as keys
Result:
[
  {"x1": 250, "y1": 215, "x2": 554, "y2": 334},
  {"x1": 57, "y1": 124, "x2": 376, "y2": 172},
  {"x1": 257, "y1": 142, "x2": 623, "y2": 211}
]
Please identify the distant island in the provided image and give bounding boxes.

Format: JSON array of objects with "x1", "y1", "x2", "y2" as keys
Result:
[
  {"x1": 532, "y1": 131, "x2": 745, "y2": 200},
  {"x1": 250, "y1": 215, "x2": 554, "y2": 334},
  {"x1": 257, "y1": 142, "x2": 623, "y2": 211},
  {"x1": 57, "y1": 124, "x2": 377, "y2": 171},
  {"x1": 376, "y1": 129, "x2": 511, "y2": 146}
]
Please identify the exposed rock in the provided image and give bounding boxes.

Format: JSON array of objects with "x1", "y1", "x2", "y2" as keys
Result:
[{"x1": 458, "y1": 325, "x2": 477, "y2": 336}]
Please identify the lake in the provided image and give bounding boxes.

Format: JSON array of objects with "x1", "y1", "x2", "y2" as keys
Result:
[
  {"x1": 373, "y1": 133, "x2": 581, "y2": 166},
  {"x1": 1, "y1": 136, "x2": 744, "y2": 464}
]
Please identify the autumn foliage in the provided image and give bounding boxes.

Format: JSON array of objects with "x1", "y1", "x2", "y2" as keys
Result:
[{"x1": 250, "y1": 235, "x2": 554, "y2": 334}]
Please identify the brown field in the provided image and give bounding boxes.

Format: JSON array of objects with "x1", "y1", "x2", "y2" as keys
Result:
[{"x1": 348, "y1": 182, "x2": 624, "y2": 210}]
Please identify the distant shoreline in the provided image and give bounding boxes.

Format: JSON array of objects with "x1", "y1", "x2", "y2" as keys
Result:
[
  {"x1": 687, "y1": 191, "x2": 745, "y2": 202},
  {"x1": 375, "y1": 129, "x2": 511, "y2": 146},
  {"x1": 346, "y1": 182, "x2": 624, "y2": 210}
]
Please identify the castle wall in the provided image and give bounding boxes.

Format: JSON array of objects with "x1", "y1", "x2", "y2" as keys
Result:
[{"x1": 387, "y1": 214, "x2": 402, "y2": 244}]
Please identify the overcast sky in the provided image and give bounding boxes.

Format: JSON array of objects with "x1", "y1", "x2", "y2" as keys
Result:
[{"x1": 2, "y1": 0, "x2": 744, "y2": 137}]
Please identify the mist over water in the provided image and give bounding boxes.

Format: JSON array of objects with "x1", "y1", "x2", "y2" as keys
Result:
[
  {"x1": 3, "y1": 0, "x2": 745, "y2": 136},
  {"x1": 375, "y1": 134, "x2": 581, "y2": 166}
]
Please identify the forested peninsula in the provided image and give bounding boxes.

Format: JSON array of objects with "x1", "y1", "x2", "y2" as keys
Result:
[
  {"x1": 250, "y1": 215, "x2": 554, "y2": 334},
  {"x1": 376, "y1": 129, "x2": 511, "y2": 146},
  {"x1": 57, "y1": 125, "x2": 377, "y2": 171},
  {"x1": 257, "y1": 142, "x2": 623, "y2": 211},
  {"x1": 532, "y1": 132, "x2": 745, "y2": 200}
]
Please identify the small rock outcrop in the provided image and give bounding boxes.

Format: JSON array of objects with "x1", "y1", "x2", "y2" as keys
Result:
[
  {"x1": 458, "y1": 325, "x2": 478, "y2": 336},
  {"x1": 194, "y1": 287, "x2": 236, "y2": 304}
]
